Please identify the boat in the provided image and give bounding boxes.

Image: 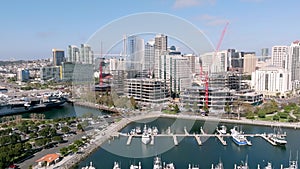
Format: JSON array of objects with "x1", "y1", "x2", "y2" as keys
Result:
[
  {"x1": 0, "y1": 94, "x2": 67, "y2": 116},
  {"x1": 153, "y1": 156, "x2": 162, "y2": 169},
  {"x1": 141, "y1": 124, "x2": 151, "y2": 145},
  {"x1": 282, "y1": 152, "x2": 298, "y2": 169},
  {"x1": 163, "y1": 162, "x2": 175, "y2": 169},
  {"x1": 230, "y1": 126, "x2": 249, "y2": 146},
  {"x1": 152, "y1": 126, "x2": 159, "y2": 135},
  {"x1": 113, "y1": 162, "x2": 121, "y2": 169},
  {"x1": 263, "y1": 162, "x2": 273, "y2": 169},
  {"x1": 212, "y1": 161, "x2": 224, "y2": 169},
  {"x1": 234, "y1": 156, "x2": 249, "y2": 169},
  {"x1": 268, "y1": 127, "x2": 287, "y2": 145},
  {"x1": 216, "y1": 125, "x2": 227, "y2": 135},
  {"x1": 82, "y1": 162, "x2": 96, "y2": 169},
  {"x1": 130, "y1": 162, "x2": 142, "y2": 169},
  {"x1": 136, "y1": 126, "x2": 142, "y2": 134},
  {"x1": 188, "y1": 164, "x2": 200, "y2": 169}
]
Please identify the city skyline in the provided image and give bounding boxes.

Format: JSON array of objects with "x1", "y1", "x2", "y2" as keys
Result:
[{"x1": 0, "y1": 0, "x2": 300, "y2": 60}]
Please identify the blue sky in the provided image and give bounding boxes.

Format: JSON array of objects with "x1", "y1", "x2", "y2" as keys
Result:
[{"x1": 0, "y1": 0, "x2": 299, "y2": 60}]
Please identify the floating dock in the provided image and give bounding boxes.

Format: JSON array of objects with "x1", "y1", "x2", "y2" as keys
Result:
[
  {"x1": 173, "y1": 135, "x2": 178, "y2": 146},
  {"x1": 194, "y1": 135, "x2": 202, "y2": 145},
  {"x1": 126, "y1": 135, "x2": 133, "y2": 145},
  {"x1": 119, "y1": 127, "x2": 286, "y2": 146},
  {"x1": 216, "y1": 135, "x2": 227, "y2": 146}
]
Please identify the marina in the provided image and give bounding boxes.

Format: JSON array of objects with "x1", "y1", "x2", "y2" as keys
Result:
[{"x1": 118, "y1": 125, "x2": 287, "y2": 147}]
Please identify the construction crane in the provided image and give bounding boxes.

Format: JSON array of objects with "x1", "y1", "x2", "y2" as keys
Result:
[{"x1": 204, "y1": 22, "x2": 229, "y2": 108}]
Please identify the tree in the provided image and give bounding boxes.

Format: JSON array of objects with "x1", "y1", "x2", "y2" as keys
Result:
[
  {"x1": 174, "y1": 104, "x2": 180, "y2": 113},
  {"x1": 61, "y1": 126, "x2": 70, "y2": 133},
  {"x1": 24, "y1": 142, "x2": 32, "y2": 150},
  {"x1": 130, "y1": 96, "x2": 137, "y2": 109},
  {"x1": 60, "y1": 147, "x2": 68, "y2": 156},
  {"x1": 52, "y1": 136, "x2": 63, "y2": 143},
  {"x1": 273, "y1": 115, "x2": 280, "y2": 121},
  {"x1": 77, "y1": 124, "x2": 84, "y2": 132},
  {"x1": 225, "y1": 102, "x2": 231, "y2": 118}
]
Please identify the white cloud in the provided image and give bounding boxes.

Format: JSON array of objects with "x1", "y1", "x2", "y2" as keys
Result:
[
  {"x1": 196, "y1": 14, "x2": 229, "y2": 26},
  {"x1": 173, "y1": 0, "x2": 216, "y2": 9}
]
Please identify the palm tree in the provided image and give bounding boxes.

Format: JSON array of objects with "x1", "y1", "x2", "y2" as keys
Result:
[{"x1": 225, "y1": 102, "x2": 231, "y2": 118}]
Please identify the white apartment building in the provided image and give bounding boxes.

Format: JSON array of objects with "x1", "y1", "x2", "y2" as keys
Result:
[
  {"x1": 158, "y1": 54, "x2": 192, "y2": 93},
  {"x1": 271, "y1": 46, "x2": 288, "y2": 69},
  {"x1": 251, "y1": 66, "x2": 291, "y2": 97},
  {"x1": 200, "y1": 50, "x2": 229, "y2": 74}
]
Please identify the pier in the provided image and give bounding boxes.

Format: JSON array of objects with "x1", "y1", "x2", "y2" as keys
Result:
[
  {"x1": 119, "y1": 127, "x2": 287, "y2": 146},
  {"x1": 173, "y1": 135, "x2": 178, "y2": 146},
  {"x1": 126, "y1": 135, "x2": 133, "y2": 145},
  {"x1": 216, "y1": 135, "x2": 227, "y2": 146},
  {"x1": 194, "y1": 135, "x2": 202, "y2": 145}
]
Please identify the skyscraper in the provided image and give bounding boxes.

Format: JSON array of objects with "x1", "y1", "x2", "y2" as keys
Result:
[
  {"x1": 80, "y1": 44, "x2": 94, "y2": 64},
  {"x1": 154, "y1": 34, "x2": 167, "y2": 55},
  {"x1": 67, "y1": 45, "x2": 80, "y2": 63},
  {"x1": 126, "y1": 35, "x2": 144, "y2": 70},
  {"x1": 143, "y1": 40, "x2": 155, "y2": 71},
  {"x1": 289, "y1": 41, "x2": 300, "y2": 81},
  {"x1": 52, "y1": 49, "x2": 65, "y2": 66},
  {"x1": 271, "y1": 46, "x2": 288, "y2": 69},
  {"x1": 243, "y1": 52, "x2": 257, "y2": 75}
]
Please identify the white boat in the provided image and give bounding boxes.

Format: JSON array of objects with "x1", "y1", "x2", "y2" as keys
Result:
[
  {"x1": 217, "y1": 125, "x2": 227, "y2": 135},
  {"x1": 212, "y1": 161, "x2": 224, "y2": 169},
  {"x1": 82, "y1": 162, "x2": 96, "y2": 169},
  {"x1": 153, "y1": 156, "x2": 162, "y2": 169},
  {"x1": 268, "y1": 127, "x2": 287, "y2": 145},
  {"x1": 152, "y1": 126, "x2": 159, "y2": 135},
  {"x1": 230, "y1": 126, "x2": 249, "y2": 146},
  {"x1": 264, "y1": 162, "x2": 273, "y2": 169},
  {"x1": 130, "y1": 162, "x2": 142, "y2": 169},
  {"x1": 136, "y1": 126, "x2": 142, "y2": 134},
  {"x1": 188, "y1": 164, "x2": 200, "y2": 169},
  {"x1": 141, "y1": 124, "x2": 151, "y2": 145},
  {"x1": 282, "y1": 152, "x2": 298, "y2": 169},
  {"x1": 113, "y1": 162, "x2": 121, "y2": 169},
  {"x1": 234, "y1": 156, "x2": 249, "y2": 169},
  {"x1": 163, "y1": 162, "x2": 175, "y2": 169}
]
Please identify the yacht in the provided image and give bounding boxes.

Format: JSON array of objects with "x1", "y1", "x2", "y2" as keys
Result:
[
  {"x1": 141, "y1": 124, "x2": 151, "y2": 145},
  {"x1": 188, "y1": 164, "x2": 200, "y2": 169},
  {"x1": 282, "y1": 152, "x2": 298, "y2": 169},
  {"x1": 153, "y1": 156, "x2": 162, "y2": 169},
  {"x1": 136, "y1": 126, "x2": 142, "y2": 134},
  {"x1": 234, "y1": 156, "x2": 249, "y2": 169},
  {"x1": 217, "y1": 125, "x2": 227, "y2": 135},
  {"x1": 268, "y1": 127, "x2": 287, "y2": 145},
  {"x1": 130, "y1": 162, "x2": 142, "y2": 169},
  {"x1": 163, "y1": 162, "x2": 175, "y2": 169},
  {"x1": 82, "y1": 162, "x2": 96, "y2": 169},
  {"x1": 230, "y1": 126, "x2": 249, "y2": 146},
  {"x1": 113, "y1": 162, "x2": 121, "y2": 169},
  {"x1": 264, "y1": 162, "x2": 273, "y2": 169},
  {"x1": 212, "y1": 161, "x2": 224, "y2": 169}
]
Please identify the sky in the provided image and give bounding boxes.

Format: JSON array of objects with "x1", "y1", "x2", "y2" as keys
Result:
[{"x1": 0, "y1": 0, "x2": 299, "y2": 60}]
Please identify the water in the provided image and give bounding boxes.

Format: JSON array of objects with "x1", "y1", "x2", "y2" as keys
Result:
[
  {"x1": 11, "y1": 104, "x2": 299, "y2": 169},
  {"x1": 20, "y1": 103, "x2": 105, "y2": 119},
  {"x1": 78, "y1": 117, "x2": 300, "y2": 169}
]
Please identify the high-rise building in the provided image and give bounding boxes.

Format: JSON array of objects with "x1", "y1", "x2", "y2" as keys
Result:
[
  {"x1": 143, "y1": 40, "x2": 155, "y2": 72},
  {"x1": 126, "y1": 35, "x2": 144, "y2": 70},
  {"x1": 243, "y1": 52, "x2": 257, "y2": 75},
  {"x1": 17, "y1": 68, "x2": 30, "y2": 82},
  {"x1": 52, "y1": 49, "x2": 65, "y2": 66},
  {"x1": 80, "y1": 44, "x2": 94, "y2": 64},
  {"x1": 158, "y1": 54, "x2": 192, "y2": 94},
  {"x1": 229, "y1": 49, "x2": 244, "y2": 73},
  {"x1": 271, "y1": 46, "x2": 288, "y2": 69},
  {"x1": 200, "y1": 50, "x2": 230, "y2": 74},
  {"x1": 154, "y1": 34, "x2": 167, "y2": 55},
  {"x1": 251, "y1": 66, "x2": 291, "y2": 97},
  {"x1": 67, "y1": 45, "x2": 80, "y2": 63},
  {"x1": 288, "y1": 41, "x2": 300, "y2": 81},
  {"x1": 40, "y1": 66, "x2": 61, "y2": 81},
  {"x1": 261, "y1": 48, "x2": 269, "y2": 57}
]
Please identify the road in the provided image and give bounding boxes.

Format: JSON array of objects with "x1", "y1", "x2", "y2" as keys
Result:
[{"x1": 17, "y1": 132, "x2": 86, "y2": 169}]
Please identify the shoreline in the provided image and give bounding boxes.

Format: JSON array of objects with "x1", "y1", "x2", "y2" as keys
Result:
[{"x1": 61, "y1": 103, "x2": 300, "y2": 169}]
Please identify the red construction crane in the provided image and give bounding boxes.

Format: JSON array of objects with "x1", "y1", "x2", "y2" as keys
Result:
[{"x1": 204, "y1": 22, "x2": 229, "y2": 108}]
